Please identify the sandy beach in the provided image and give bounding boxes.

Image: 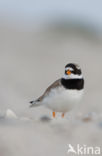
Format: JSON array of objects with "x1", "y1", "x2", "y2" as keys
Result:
[{"x1": 0, "y1": 25, "x2": 102, "y2": 156}]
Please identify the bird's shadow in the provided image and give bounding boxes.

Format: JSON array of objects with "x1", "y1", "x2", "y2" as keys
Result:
[{"x1": 40, "y1": 115, "x2": 52, "y2": 122}]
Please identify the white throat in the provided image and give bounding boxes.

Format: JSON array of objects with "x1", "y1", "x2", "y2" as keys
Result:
[{"x1": 63, "y1": 74, "x2": 83, "y2": 79}]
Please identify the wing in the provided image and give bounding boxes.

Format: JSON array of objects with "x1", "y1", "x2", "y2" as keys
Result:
[
  {"x1": 29, "y1": 79, "x2": 61, "y2": 107},
  {"x1": 37, "y1": 79, "x2": 62, "y2": 101}
]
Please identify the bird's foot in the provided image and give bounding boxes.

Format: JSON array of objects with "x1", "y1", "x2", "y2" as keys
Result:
[
  {"x1": 61, "y1": 113, "x2": 65, "y2": 118},
  {"x1": 52, "y1": 112, "x2": 56, "y2": 118}
]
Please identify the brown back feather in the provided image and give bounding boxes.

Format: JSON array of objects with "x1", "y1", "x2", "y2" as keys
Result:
[{"x1": 37, "y1": 79, "x2": 61, "y2": 102}]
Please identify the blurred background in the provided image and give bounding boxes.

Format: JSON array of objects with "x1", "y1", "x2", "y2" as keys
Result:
[{"x1": 0, "y1": 0, "x2": 102, "y2": 156}]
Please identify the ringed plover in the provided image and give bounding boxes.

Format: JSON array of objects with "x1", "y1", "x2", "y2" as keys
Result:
[{"x1": 30, "y1": 63, "x2": 84, "y2": 118}]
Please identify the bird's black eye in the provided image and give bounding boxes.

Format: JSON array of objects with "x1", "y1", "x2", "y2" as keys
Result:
[
  {"x1": 74, "y1": 69, "x2": 81, "y2": 75},
  {"x1": 77, "y1": 69, "x2": 81, "y2": 75}
]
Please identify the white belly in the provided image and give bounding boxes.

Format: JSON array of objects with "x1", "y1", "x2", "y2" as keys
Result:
[{"x1": 43, "y1": 87, "x2": 84, "y2": 113}]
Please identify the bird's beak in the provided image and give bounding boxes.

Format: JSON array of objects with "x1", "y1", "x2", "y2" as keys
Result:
[{"x1": 66, "y1": 70, "x2": 71, "y2": 75}]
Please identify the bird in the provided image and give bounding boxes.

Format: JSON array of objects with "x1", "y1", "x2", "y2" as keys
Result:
[{"x1": 30, "y1": 63, "x2": 84, "y2": 118}]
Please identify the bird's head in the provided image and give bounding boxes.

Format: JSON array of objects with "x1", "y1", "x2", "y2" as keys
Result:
[{"x1": 63, "y1": 63, "x2": 83, "y2": 79}]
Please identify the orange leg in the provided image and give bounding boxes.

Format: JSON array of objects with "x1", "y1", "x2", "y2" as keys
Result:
[
  {"x1": 52, "y1": 112, "x2": 56, "y2": 118},
  {"x1": 61, "y1": 113, "x2": 65, "y2": 118}
]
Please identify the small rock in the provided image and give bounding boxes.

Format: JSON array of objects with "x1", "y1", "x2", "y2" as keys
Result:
[{"x1": 6, "y1": 109, "x2": 17, "y2": 119}]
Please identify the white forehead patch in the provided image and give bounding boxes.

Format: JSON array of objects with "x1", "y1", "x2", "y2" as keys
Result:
[
  {"x1": 65, "y1": 67, "x2": 74, "y2": 71},
  {"x1": 63, "y1": 73, "x2": 83, "y2": 79}
]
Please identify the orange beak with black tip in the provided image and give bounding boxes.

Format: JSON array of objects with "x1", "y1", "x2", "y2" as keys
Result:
[{"x1": 66, "y1": 70, "x2": 71, "y2": 75}]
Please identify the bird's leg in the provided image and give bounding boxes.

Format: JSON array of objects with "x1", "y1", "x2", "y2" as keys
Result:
[
  {"x1": 61, "y1": 113, "x2": 65, "y2": 118},
  {"x1": 52, "y1": 112, "x2": 56, "y2": 118}
]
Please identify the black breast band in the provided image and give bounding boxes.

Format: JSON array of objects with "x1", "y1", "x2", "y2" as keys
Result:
[{"x1": 61, "y1": 78, "x2": 84, "y2": 90}]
